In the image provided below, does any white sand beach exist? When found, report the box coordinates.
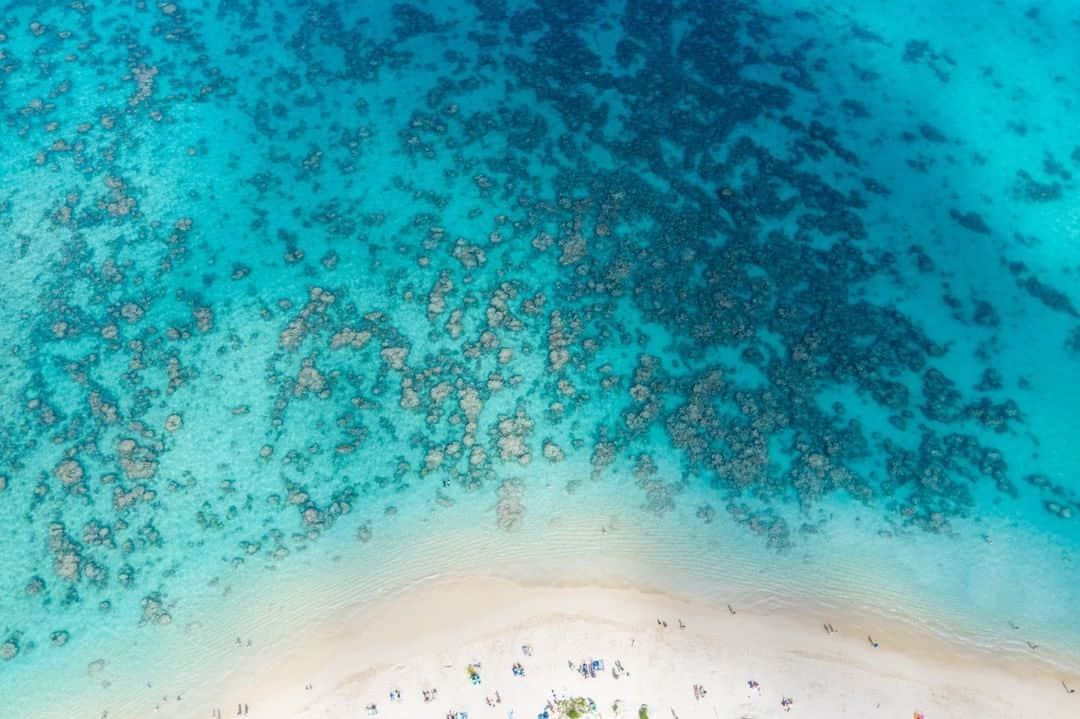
[206,575,1079,719]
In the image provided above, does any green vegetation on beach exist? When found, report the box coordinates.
[555,695,597,718]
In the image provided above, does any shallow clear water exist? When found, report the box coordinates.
[1,0,1078,716]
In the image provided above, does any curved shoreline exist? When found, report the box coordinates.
[212,573,1079,719]
[5,486,1079,719]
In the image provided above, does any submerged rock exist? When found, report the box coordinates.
[495,478,526,531]
[0,637,18,661]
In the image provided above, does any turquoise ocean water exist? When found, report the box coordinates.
[1,1,1078,716]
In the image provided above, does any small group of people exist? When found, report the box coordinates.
[692,683,708,700]
[747,679,795,713]
[208,703,246,718]
[655,617,687,629]
[422,688,440,703]
[570,658,604,678]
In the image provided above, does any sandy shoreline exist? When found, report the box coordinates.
[203,574,1078,719]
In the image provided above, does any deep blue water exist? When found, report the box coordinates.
[1,1,1078,716]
